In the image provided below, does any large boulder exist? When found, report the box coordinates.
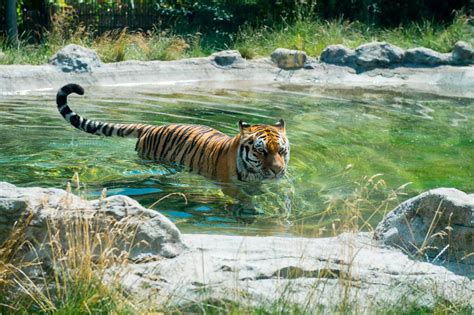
[211,50,244,68]
[374,188,474,267]
[404,47,450,66]
[0,182,186,261]
[353,42,405,71]
[49,44,102,73]
[270,48,308,70]
[450,41,474,65]
[319,44,355,66]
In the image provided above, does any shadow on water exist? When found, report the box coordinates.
[0,83,472,236]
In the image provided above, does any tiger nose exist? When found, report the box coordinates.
[268,160,284,174]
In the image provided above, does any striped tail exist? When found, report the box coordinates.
[56,83,149,138]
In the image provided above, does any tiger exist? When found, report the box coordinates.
[57,83,290,184]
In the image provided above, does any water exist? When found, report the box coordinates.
[0,83,472,236]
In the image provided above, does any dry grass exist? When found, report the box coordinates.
[0,183,140,313]
[0,9,207,65]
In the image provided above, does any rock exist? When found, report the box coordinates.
[49,44,102,73]
[320,44,355,66]
[354,42,405,71]
[211,50,244,68]
[271,48,308,70]
[404,47,450,66]
[119,233,474,311]
[374,188,474,266]
[1,182,473,311]
[0,182,186,261]
[451,41,474,65]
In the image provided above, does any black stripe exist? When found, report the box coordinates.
[159,125,184,160]
[169,125,195,161]
[180,128,212,169]
[151,125,169,159]
[195,133,222,174]
[60,106,72,116]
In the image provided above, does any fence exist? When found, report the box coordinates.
[64,2,161,33]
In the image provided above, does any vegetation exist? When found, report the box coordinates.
[0,9,472,65]
[0,1,472,314]
[0,180,471,314]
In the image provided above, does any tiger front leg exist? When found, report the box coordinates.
[221,184,264,222]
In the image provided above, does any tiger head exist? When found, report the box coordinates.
[236,119,290,182]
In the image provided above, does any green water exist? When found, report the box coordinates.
[0,83,472,236]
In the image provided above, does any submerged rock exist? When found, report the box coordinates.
[49,44,102,73]
[375,188,474,269]
[404,47,450,66]
[451,41,474,65]
[271,48,308,70]
[319,44,355,66]
[353,42,405,71]
[211,50,244,68]
[0,182,186,261]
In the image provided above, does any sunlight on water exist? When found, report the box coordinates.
[0,83,472,236]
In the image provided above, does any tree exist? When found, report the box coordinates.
[6,0,18,46]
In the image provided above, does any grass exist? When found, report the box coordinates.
[0,184,139,314]
[0,176,472,314]
[234,12,473,58]
[1,10,472,65]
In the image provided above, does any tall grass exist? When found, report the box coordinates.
[0,10,472,65]
[234,12,473,58]
[0,185,139,313]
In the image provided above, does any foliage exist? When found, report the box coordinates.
[233,13,473,58]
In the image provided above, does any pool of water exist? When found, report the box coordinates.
[0,82,472,236]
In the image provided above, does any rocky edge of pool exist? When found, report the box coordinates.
[1,41,474,98]
[0,43,473,312]
[0,182,473,311]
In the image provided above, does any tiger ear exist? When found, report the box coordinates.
[239,120,251,133]
[275,119,285,131]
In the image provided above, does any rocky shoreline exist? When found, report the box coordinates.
[1,41,474,98]
[1,182,472,311]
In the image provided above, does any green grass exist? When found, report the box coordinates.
[1,12,472,65]
[234,13,473,58]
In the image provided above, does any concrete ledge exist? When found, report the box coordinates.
[2,56,474,99]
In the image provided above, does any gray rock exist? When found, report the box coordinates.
[118,233,474,312]
[374,188,474,267]
[354,42,405,70]
[271,48,308,70]
[0,182,186,261]
[404,47,450,66]
[320,44,355,66]
[451,41,474,65]
[49,44,102,73]
[211,50,244,68]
